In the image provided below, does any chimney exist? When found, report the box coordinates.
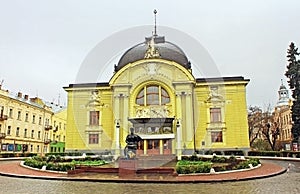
[30,97,37,103]
[24,94,29,100]
[17,92,22,98]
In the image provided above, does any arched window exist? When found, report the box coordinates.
[136,85,170,106]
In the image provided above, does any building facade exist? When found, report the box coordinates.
[0,86,66,155]
[273,82,293,150]
[64,33,250,158]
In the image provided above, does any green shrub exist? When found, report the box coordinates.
[248,158,260,167]
[235,161,250,170]
[228,155,237,162]
[211,156,226,163]
[24,158,46,169]
[176,160,212,174]
[46,163,75,171]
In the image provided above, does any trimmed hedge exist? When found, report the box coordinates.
[176,161,212,174]
[200,150,245,156]
[23,155,108,172]
[0,153,37,158]
[176,155,260,174]
[248,151,300,158]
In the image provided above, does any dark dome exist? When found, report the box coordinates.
[115,36,190,72]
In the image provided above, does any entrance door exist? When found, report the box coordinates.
[147,140,160,155]
[163,139,172,154]
[136,139,173,155]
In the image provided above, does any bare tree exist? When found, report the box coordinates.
[248,105,280,151]
[248,106,263,146]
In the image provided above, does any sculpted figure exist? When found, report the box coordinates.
[124,127,142,159]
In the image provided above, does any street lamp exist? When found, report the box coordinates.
[116,122,121,154]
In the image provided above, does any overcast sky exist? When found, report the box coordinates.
[1,0,300,109]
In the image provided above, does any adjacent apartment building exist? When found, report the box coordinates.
[0,85,66,155]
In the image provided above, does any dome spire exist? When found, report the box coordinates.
[153,9,157,36]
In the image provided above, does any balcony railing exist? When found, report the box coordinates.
[0,133,6,139]
[44,125,53,130]
[44,139,51,144]
[0,115,8,121]
[53,126,58,132]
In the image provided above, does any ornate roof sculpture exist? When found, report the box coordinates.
[114,9,191,72]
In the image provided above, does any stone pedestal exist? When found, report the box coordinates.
[118,158,138,177]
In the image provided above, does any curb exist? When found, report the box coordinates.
[0,161,287,183]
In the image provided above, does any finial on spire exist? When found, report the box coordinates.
[153,9,157,36]
[281,79,283,85]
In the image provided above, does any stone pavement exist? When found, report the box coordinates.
[0,160,286,183]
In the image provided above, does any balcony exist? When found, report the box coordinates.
[44,125,53,131]
[44,139,51,144]
[53,126,58,132]
[0,133,6,139]
[0,114,8,121]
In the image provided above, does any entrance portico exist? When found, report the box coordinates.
[129,117,175,155]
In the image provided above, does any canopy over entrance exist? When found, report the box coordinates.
[128,117,175,137]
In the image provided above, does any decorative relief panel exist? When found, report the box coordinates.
[206,85,224,103]
[135,105,171,118]
[87,91,104,107]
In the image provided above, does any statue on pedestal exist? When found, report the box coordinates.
[124,127,142,159]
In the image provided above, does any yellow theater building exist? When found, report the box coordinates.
[64,31,250,158]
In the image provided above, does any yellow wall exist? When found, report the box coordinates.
[0,89,61,155]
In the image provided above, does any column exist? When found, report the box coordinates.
[159,139,163,155]
[143,139,147,155]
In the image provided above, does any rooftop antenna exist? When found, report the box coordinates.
[153,9,157,36]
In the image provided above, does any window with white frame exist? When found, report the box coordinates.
[89,111,99,126]
[89,133,99,144]
[136,85,170,106]
[211,131,223,143]
[210,108,222,123]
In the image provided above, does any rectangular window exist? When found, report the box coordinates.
[9,108,13,118]
[211,131,223,143]
[24,129,27,138]
[39,116,42,125]
[89,111,99,126]
[16,127,20,137]
[45,118,49,125]
[38,131,41,139]
[89,134,99,144]
[210,108,222,123]
[7,126,11,135]
[17,111,21,120]
[25,113,29,122]
[32,115,36,123]
[31,130,34,139]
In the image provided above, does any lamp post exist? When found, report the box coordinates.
[115,122,120,155]
[176,120,181,160]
